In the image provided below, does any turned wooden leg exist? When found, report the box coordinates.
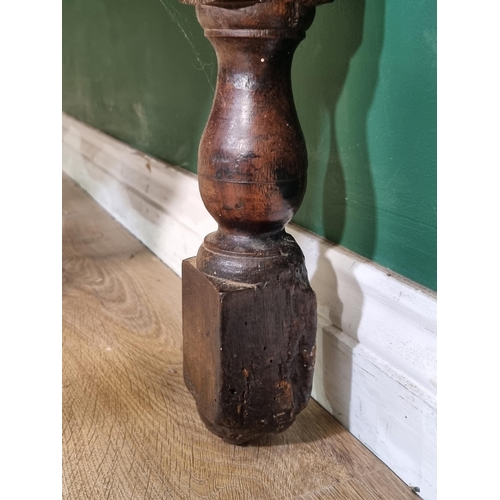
[180,0,333,444]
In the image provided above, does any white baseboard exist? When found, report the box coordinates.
[62,112,437,500]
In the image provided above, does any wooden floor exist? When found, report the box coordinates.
[62,173,417,500]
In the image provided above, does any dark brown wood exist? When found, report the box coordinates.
[181,0,334,444]
[183,257,316,444]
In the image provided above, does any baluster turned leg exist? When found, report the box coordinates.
[180,0,333,444]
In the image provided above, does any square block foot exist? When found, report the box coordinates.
[182,257,317,444]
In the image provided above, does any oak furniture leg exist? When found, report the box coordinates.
[180,0,333,444]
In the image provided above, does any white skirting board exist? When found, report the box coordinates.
[62,112,437,500]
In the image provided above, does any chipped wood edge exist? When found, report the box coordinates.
[62,112,436,500]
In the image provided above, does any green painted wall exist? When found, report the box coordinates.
[63,0,436,290]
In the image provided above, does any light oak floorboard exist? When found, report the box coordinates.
[62,173,417,500]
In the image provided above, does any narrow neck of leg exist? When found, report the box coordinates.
[214,35,297,95]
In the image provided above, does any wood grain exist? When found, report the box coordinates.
[62,173,417,499]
